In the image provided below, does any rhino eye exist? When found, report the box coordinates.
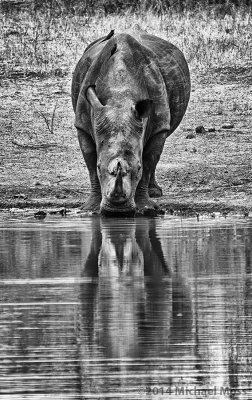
[97,163,101,172]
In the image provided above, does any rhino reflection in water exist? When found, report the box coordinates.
[72,24,190,215]
[80,218,194,390]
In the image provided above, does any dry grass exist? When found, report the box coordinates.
[0,7,251,80]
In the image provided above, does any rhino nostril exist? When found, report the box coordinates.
[110,169,117,177]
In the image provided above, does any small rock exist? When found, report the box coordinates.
[186,132,196,139]
[208,127,216,132]
[49,208,70,216]
[34,181,41,186]
[34,210,47,220]
[195,125,206,134]
[222,123,234,129]
[54,68,64,77]
[13,193,27,199]
[59,208,67,216]
[232,180,243,186]
[192,147,197,153]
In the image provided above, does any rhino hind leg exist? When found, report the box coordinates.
[77,129,102,211]
[135,131,167,210]
[148,172,163,198]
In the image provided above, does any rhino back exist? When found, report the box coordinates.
[72,29,190,137]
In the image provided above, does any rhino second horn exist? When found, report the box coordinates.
[86,86,103,110]
[111,168,126,201]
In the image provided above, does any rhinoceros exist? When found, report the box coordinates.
[72,25,190,215]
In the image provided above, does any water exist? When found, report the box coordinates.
[0,214,252,400]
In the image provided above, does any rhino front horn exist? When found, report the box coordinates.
[110,163,126,203]
[86,86,103,110]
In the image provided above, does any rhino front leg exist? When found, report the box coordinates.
[77,129,102,211]
[135,131,167,210]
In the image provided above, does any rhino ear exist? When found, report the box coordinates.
[134,99,153,119]
[86,86,103,110]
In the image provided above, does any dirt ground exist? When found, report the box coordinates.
[0,68,251,216]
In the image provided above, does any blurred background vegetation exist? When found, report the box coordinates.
[0,0,251,79]
[1,0,251,15]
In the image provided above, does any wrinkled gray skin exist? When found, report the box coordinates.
[72,25,190,215]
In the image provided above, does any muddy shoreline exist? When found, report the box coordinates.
[1,195,250,218]
[1,72,251,217]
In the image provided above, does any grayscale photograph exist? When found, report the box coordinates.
[0,0,251,399]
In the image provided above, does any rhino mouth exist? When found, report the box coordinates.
[101,208,136,217]
[100,199,136,217]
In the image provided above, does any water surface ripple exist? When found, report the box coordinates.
[0,215,252,399]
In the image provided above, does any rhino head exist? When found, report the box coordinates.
[86,86,152,216]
